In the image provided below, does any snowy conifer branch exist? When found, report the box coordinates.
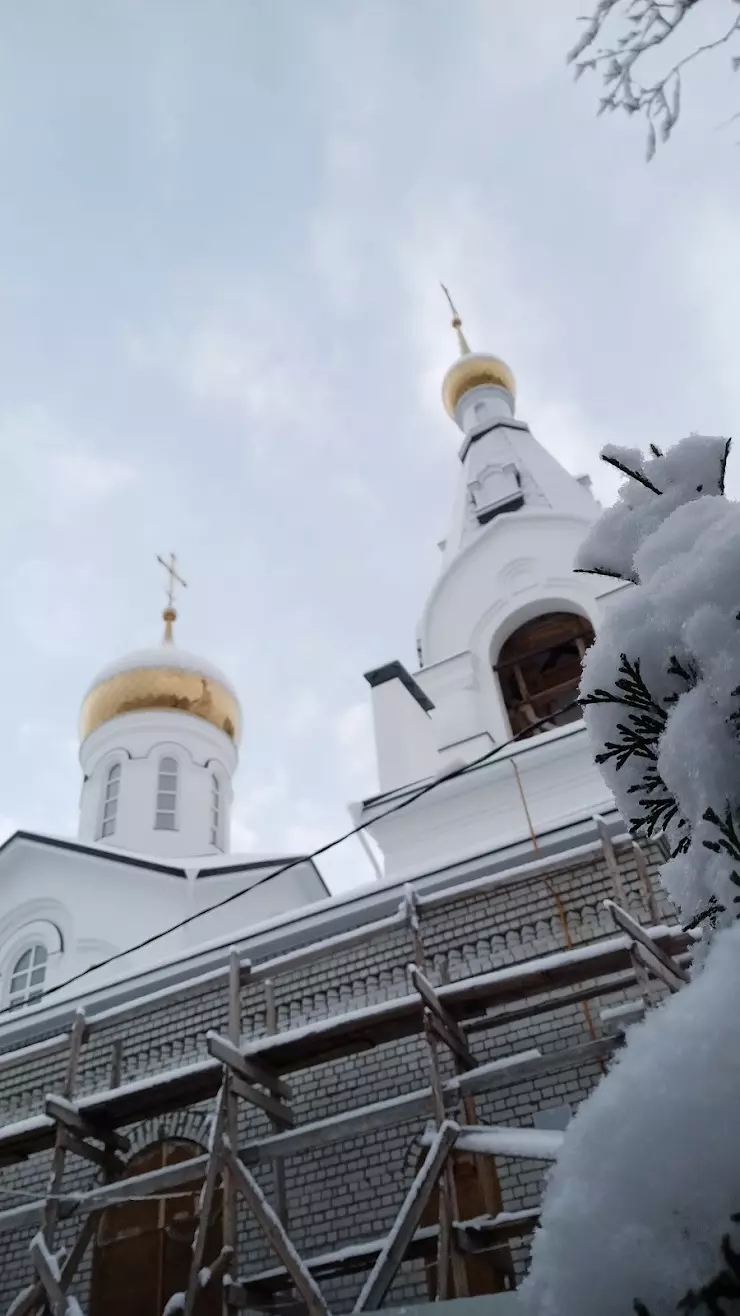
[568,1,740,158]
[633,1211,740,1313]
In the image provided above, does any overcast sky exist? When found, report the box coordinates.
[1,0,739,894]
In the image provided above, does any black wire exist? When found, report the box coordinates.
[8,701,579,1017]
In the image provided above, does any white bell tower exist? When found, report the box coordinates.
[77,556,241,860]
[356,294,625,881]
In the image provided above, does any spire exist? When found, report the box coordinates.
[441,283,471,356]
[156,552,188,643]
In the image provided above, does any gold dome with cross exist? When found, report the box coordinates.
[79,555,242,744]
[440,286,516,417]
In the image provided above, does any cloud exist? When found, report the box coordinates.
[0,406,137,509]
[334,701,377,790]
[283,690,322,739]
[127,318,338,462]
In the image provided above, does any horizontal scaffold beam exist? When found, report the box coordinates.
[0,1036,618,1236]
[229,1208,541,1302]
[0,927,685,1170]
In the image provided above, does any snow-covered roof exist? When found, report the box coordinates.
[84,643,238,701]
[0,829,325,886]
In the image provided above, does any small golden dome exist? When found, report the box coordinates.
[442,351,516,418]
[80,648,242,744]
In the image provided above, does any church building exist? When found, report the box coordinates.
[0,309,683,1316]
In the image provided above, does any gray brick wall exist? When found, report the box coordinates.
[0,840,672,1311]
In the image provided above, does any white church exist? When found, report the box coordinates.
[0,301,622,1014]
[0,304,670,1316]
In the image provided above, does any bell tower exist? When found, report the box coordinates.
[356,294,626,881]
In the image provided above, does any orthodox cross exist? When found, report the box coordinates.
[440,283,470,354]
[157,552,187,640]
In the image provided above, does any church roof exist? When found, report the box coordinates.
[0,829,327,887]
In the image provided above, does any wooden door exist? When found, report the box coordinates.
[90,1138,222,1316]
[419,1151,514,1297]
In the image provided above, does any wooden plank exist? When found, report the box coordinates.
[264,977,288,1226]
[8,1247,67,1316]
[0,1154,212,1235]
[29,1233,69,1315]
[403,886,425,970]
[605,900,690,983]
[43,1011,87,1249]
[594,815,626,904]
[182,1085,228,1316]
[631,940,684,994]
[633,843,660,924]
[45,1097,130,1154]
[408,966,476,1070]
[222,949,242,1309]
[0,934,685,1179]
[206,1031,291,1099]
[231,1074,294,1127]
[57,1130,124,1175]
[223,1143,330,1316]
[353,1120,460,1313]
[421,1123,564,1161]
[203,1245,234,1289]
[241,1038,617,1166]
[227,1209,541,1301]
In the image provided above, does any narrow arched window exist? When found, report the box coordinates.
[210,774,221,849]
[495,612,595,740]
[99,762,122,840]
[9,944,48,1007]
[155,756,179,831]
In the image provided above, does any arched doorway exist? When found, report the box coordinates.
[90,1138,222,1316]
[495,611,595,739]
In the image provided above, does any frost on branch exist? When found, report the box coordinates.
[575,435,740,945]
[520,917,740,1316]
[568,1,740,159]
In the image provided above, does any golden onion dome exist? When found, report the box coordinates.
[442,351,516,418]
[439,284,515,419]
[80,638,242,744]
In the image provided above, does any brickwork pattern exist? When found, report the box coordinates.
[0,842,672,1311]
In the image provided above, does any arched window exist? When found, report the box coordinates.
[99,762,122,840]
[155,756,178,831]
[9,944,48,1007]
[495,611,595,740]
[90,1139,222,1315]
[210,773,221,849]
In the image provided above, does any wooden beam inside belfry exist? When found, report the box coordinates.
[352,1120,460,1313]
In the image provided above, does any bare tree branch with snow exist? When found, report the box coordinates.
[569,0,740,159]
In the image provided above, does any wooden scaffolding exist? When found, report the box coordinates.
[0,836,691,1316]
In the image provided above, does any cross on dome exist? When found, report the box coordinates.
[439,284,516,420]
[156,552,187,643]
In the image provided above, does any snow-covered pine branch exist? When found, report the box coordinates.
[520,434,740,1316]
[568,1,740,158]
[576,435,740,947]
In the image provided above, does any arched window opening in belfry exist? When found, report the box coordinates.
[90,1138,222,1316]
[495,611,595,740]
